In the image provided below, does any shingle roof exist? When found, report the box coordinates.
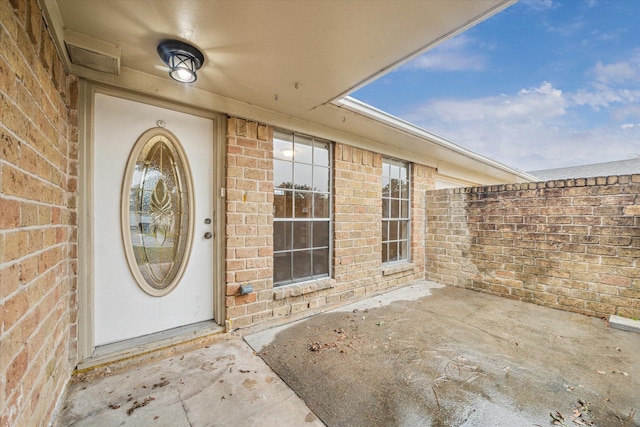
[528,158,640,181]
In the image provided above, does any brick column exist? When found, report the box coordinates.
[410,164,436,275]
[224,117,274,329]
[332,144,382,297]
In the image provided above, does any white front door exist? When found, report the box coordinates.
[93,93,215,346]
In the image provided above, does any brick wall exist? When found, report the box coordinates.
[411,164,434,278]
[0,0,78,425]
[224,118,436,329]
[332,145,383,296]
[332,147,433,296]
[426,177,640,319]
[225,118,274,329]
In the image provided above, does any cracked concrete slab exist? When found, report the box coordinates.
[56,337,324,427]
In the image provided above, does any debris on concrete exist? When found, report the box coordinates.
[247,282,640,427]
[152,379,169,389]
[127,396,155,416]
[55,337,325,426]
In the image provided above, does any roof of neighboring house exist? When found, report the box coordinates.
[528,158,640,181]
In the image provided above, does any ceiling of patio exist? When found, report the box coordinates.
[43,0,531,183]
[47,0,512,117]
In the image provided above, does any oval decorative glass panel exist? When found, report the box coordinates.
[121,128,194,296]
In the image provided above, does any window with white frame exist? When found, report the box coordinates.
[273,130,332,286]
[382,157,410,264]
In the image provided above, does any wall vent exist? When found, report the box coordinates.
[64,30,120,75]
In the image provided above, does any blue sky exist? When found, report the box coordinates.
[352,0,640,172]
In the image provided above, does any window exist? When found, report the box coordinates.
[382,157,410,264]
[273,130,331,286]
[122,129,193,297]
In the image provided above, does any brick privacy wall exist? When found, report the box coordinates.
[0,1,78,426]
[426,177,640,319]
[224,119,435,329]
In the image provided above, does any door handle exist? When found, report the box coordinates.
[204,232,213,239]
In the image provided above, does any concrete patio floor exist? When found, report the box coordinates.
[57,281,640,426]
[55,336,324,426]
[246,282,640,427]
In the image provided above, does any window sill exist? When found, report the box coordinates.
[382,262,416,276]
[273,278,336,300]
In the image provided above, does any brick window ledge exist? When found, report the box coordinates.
[273,278,336,300]
[382,262,416,276]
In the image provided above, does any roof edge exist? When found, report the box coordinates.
[329,0,517,103]
[334,96,538,182]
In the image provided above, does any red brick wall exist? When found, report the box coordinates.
[0,0,78,425]
[426,177,640,319]
[224,118,436,329]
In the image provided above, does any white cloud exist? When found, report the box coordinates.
[593,60,637,84]
[547,20,586,37]
[572,53,640,109]
[521,0,557,12]
[404,80,640,171]
[572,86,640,110]
[612,104,640,121]
[405,35,486,72]
[408,82,565,125]
[592,29,623,42]
[366,2,640,173]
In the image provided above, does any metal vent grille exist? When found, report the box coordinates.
[64,30,120,75]
[66,43,119,74]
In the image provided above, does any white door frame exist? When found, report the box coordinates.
[76,81,226,364]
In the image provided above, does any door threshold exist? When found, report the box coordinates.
[78,321,225,372]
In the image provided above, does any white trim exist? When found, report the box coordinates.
[77,80,94,361]
[334,97,538,183]
[39,0,70,67]
[214,119,226,326]
[79,321,224,371]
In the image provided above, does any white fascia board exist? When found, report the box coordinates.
[335,97,538,183]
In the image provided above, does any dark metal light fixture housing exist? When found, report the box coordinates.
[157,40,204,83]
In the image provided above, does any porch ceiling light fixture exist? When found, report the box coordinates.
[157,40,204,83]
